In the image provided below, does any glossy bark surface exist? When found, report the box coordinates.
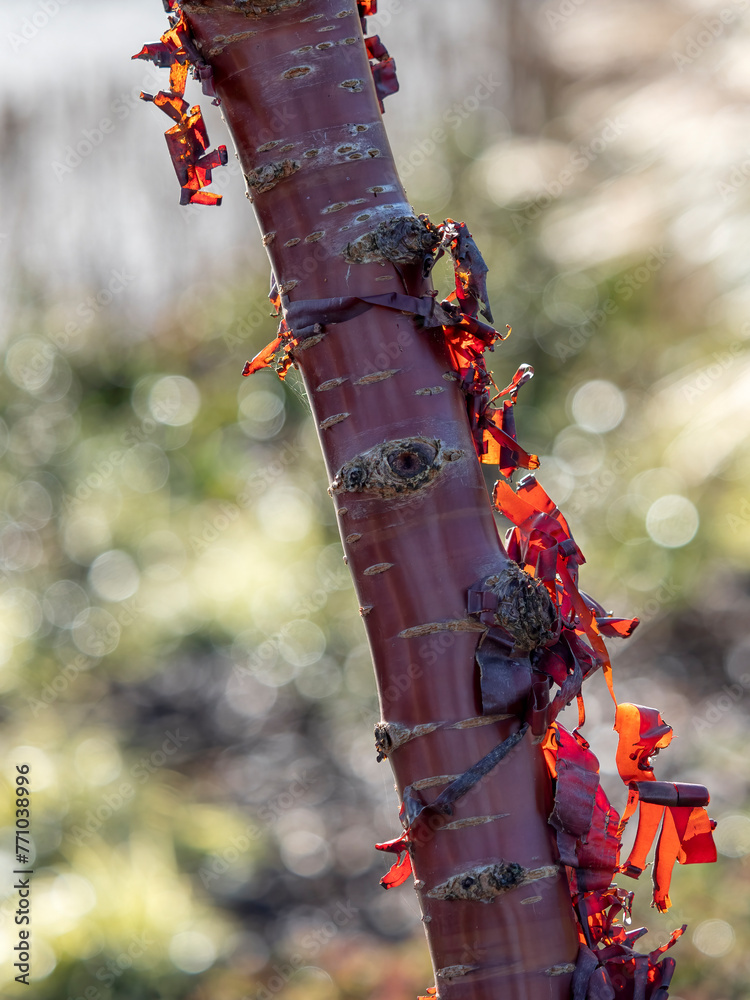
[182,1,579,995]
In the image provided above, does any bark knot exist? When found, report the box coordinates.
[472,563,558,652]
[245,160,300,194]
[343,215,440,265]
[427,861,558,902]
[214,0,303,14]
[331,437,461,499]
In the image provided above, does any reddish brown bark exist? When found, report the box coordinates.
[167,2,581,996]
[139,2,723,995]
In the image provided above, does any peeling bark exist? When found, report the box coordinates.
[138,2,717,998]
[174,3,579,986]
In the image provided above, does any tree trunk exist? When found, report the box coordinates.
[167,2,580,995]
[137,3,717,999]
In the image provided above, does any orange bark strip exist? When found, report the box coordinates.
[614,703,717,911]
[242,336,283,377]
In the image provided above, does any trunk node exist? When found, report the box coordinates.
[331,437,460,497]
[374,713,515,761]
[441,813,510,831]
[342,214,439,265]
[437,965,480,980]
[427,862,559,903]
[317,376,349,391]
[397,619,485,639]
[318,411,349,430]
[362,562,393,575]
[472,564,558,652]
[352,368,399,384]
[245,159,300,194]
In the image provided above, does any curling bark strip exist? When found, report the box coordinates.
[138,3,717,999]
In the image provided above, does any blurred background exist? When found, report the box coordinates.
[1,0,749,997]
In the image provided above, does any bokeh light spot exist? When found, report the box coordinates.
[571,379,626,432]
[0,588,43,639]
[279,620,326,668]
[239,389,286,440]
[692,919,735,957]
[50,873,97,920]
[74,736,122,786]
[7,480,53,528]
[71,607,121,656]
[88,549,140,603]
[280,830,332,878]
[149,375,201,426]
[5,338,56,392]
[646,494,699,548]
[43,580,90,627]
[295,657,342,701]
[121,443,170,494]
[257,487,313,541]
[169,931,217,974]
[714,814,750,857]
[224,672,278,717]
[553,426,606,476]
[62,509,112,565]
